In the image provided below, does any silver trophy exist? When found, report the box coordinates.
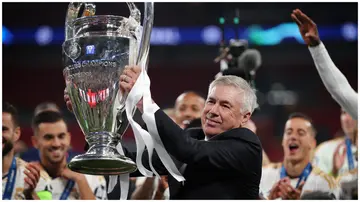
[62,2,154,175]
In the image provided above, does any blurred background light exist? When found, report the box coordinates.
[341,22,357,41]
[35,26,53,46]
[3,23,357,46]
[202,25,222,45]
[2,26,13,45]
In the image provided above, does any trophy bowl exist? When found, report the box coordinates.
[62,3,153,175]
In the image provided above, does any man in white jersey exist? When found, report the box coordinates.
[313,109,357,177]
[260,112,338,199]
[2,102,49,200]
[31,111,107,200]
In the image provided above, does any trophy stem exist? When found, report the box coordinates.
[86,131,118,150]
[68,132,137,175]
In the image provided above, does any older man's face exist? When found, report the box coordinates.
[201,85,250,137]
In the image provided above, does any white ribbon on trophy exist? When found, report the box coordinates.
[108,36,184,202]
[108,59,185,199]
[107,3,184,199]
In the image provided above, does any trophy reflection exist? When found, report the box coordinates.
[62,2,154,175]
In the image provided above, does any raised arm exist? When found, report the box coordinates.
[308,42,358,119]
[291,9,358,119]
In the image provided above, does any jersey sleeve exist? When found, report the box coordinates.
[313,143,333,174]
[308,42,358,120]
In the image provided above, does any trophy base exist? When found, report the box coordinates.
[68,145,137,175]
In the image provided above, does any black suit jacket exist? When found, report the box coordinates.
[128,109,262,199]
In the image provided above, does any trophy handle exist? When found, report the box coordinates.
[118,2,154,111]
[136,2,154,66]
[65,2,153,64]
[126,2,141,23]
[65,3,96,41]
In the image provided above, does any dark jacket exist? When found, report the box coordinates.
[128,109,262,199]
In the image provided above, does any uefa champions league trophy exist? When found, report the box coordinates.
[62,2,154,175]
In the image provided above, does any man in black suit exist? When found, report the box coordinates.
[119,65,263,199]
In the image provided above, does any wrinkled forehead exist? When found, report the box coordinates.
[207,84,245,104]
[208,84,244,99]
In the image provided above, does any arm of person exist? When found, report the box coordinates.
[74,175,97,200]
[61,168,96,200]
[153,109,262,173]
[130,177,157,199]
[291,9,357,120]
[153,176,168,200]
[309,42,358,120]
[153,187,167,200]
[262,150,271,166]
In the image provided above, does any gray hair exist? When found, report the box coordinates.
[208,75,259,114]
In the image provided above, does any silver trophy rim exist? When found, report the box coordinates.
[68,153,137,175]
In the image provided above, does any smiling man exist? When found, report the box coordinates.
[260,113,339,199]
[31,111,107,200]
[2,102,49,200]
[118,66,263,199]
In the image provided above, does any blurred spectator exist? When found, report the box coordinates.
[163,108,176,122]
[2,102,47,199]
[13,140,28,157]
[313,109,357,177]
[260,112,338,199]
[173,91,205,129]
[34,101,61,116]
[243,119,271,166]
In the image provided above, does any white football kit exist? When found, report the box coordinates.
[39,171,107,200]
[313,137,357,176]
[2,157,50,200]
[260,163,339,199]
